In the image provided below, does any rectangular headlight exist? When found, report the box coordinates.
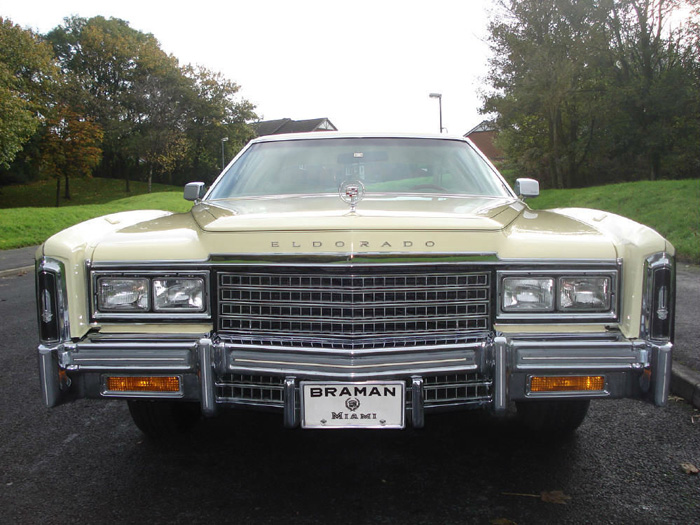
[98,278,150,311]
[502,277,554,312]
[558,277,611,312]
[153,278,205,312]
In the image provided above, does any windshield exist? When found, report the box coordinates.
[207,137,512,199]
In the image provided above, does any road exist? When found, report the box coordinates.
[1,271,699,524]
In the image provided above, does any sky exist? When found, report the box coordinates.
[1,0,496,135]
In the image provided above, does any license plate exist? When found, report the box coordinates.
[301,381,405,429]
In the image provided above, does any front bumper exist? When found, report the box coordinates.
[38,331,673,427]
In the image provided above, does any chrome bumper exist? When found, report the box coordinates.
[38,333,673,426]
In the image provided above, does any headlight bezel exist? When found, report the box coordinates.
[92,270,210,320]
[497,268,619,322]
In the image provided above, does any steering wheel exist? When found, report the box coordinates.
[408,184,447,192]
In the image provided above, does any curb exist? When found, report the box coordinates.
[671,363,700,410]
[0,265,33,278]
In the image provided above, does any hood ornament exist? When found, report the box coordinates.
[339,180,365,213]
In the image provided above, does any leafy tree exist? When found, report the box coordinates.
[603,0,699,180]
[483,1,608,188]
[0,18,56,171]
[46,17,257,189]
[181,65,257,182]
[39,104,104,206]
[483,0,699,187]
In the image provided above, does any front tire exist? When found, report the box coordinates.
[127,400,201,439]
[515,399,590,435]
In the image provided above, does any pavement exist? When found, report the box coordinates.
[3,245,699,410]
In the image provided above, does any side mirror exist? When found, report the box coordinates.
[514,178,539,199]
[184,182,206,202]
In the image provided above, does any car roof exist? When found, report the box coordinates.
[248,132,471,145]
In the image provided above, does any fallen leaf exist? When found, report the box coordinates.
[681,463,699,475]
[540,490,572,504]
[491,519,517,525]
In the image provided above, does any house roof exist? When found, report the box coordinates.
[465,120,497,136]
[253,118,337,136]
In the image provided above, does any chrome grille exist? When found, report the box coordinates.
[216,374,285,405]
[423,373,492,407]
[217,267,491,349]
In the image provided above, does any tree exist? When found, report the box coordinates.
[181,65,257,183]
[39,104,104,206]
[0,18,56,171]
[483,0,608,188]
[46,17,258,189]
[603,0,699,180]
[482,0,699,187]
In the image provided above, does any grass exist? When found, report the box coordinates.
[0,177,697,263]
[0,190,190,250]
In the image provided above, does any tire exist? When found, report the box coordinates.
[515,399,590,435]
[127,400,201,439]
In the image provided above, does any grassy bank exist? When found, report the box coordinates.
[0,191,190,250]
[0,177,697,263]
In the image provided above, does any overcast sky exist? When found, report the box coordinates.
[2,0,496,135]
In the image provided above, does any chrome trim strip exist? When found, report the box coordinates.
[493,336,508,412]
[90,256,621,268]
[652,342,672,406]
[38,345,64,407]
[411,376,425,428]
[199,338,216,416]
[513,341,649,371]
[283,377,298,428]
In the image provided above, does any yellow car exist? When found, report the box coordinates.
[36,133,675,438]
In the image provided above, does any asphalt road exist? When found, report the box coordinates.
[2,271,699,524]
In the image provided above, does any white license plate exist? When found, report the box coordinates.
[301,381,405,429]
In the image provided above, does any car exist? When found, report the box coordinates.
[35,132,675,438]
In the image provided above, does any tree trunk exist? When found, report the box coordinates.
[55,178,61,208]
[148,165,153,194]
[64,175,71,200]
[650,151,660,181]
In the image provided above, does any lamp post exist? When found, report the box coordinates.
[221,137,229,170]
[429,93,444,133]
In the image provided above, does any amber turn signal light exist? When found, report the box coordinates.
[530,375,605,393]
[106,376,181,393]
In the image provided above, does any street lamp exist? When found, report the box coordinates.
[429,93,444,133]
[221,137,229,170]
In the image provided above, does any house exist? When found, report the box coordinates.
[253,118,337,136]
[464,120,505,162]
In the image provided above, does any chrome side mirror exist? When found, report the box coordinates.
[514,178,539,199]
[184,182,206,202]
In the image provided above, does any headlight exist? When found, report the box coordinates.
[559,277,611,311]
[153,278,205,312]
[98,278,149,311]
[502,277,554,312]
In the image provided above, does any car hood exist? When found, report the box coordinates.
[191,195,522,231]
[69,195,628,263]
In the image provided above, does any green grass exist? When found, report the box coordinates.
[0,191,191,250]
[528,179,700,263]
[1,177,698,263]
